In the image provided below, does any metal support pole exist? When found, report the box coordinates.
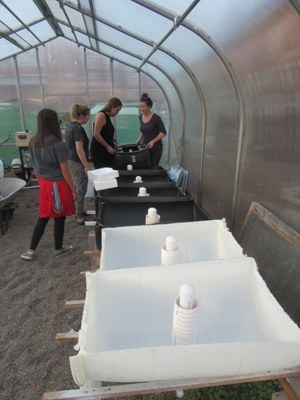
[13,56,26,131]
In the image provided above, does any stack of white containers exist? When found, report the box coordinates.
[87,167,119,191]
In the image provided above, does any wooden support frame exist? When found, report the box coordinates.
[278,378,300,400]
[65,300,85,309]
[50,207,300,398]
[239,201,300,250]
[55,330,78,344]
[83,231,100,271]
[42,366,300,399]
[238,201,300,327]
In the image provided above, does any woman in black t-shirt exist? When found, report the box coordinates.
[137,93,167,167]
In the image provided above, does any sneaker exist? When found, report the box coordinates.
[20,250,35,261]
[54,245,74,258]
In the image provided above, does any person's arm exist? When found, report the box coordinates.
[136,132,142,145]
[75,140,90,174]
[60,161,77,200]
[148,132,166,149]
[93,112,114,154]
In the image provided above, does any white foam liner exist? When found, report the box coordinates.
[100,219,244,270]
[70,258,300,388]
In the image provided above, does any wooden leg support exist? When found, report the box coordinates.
[65,300,85,309]
[279,378,300,400]
[55,329,78,344]
[42,367,300,400]
[83,231,101,271]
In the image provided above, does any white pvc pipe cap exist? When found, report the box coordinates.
[179,283,196,309]
[165,235,177,251]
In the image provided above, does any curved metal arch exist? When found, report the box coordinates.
[189,27,245,229]
[94,34,207,163]
[62,34,187,145]
[60,2,204,150]
[57,13,206,180]
[288,0,300,14]
[132,0,246,228]
[149,48,207,196]
[137,69,177,165]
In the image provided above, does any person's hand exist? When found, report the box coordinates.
[107,145,115,154]
[147,140,155,149]
[72,188,77,201]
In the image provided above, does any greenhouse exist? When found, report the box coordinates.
[0,1,299,399]
[0,0,298,233]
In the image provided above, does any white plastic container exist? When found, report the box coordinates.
[100,220,244,270]
[70,258,300,386]
[88,167,119,182]
[92,178,118,191]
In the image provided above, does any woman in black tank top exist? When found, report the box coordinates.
[90,97,122,169]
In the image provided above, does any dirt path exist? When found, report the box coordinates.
[0,187,93,399]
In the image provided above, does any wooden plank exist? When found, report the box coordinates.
[83,230,101,271]
[279,378,300,400]
[238,201,300,327]
[83,250,100,257]
[55,330,78,344]
[65,300,85,309]
[42,366,300,399]
[87,230,97,269]
[239,202,300,251]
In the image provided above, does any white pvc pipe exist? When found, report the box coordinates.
[145,207,160,225]
[133,175,143,183]
[138,187,149,197]
[161,236,178,265]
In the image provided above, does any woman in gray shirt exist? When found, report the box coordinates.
[137,93,166,167]
[20,109,76,261]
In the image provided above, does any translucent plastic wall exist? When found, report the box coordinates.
[180,0,300,235]
[157,0,300,235]
[0,38,169,164]
[0,58,23,162]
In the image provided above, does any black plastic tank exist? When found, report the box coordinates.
[95,196,196,249]
[114,144,151,168]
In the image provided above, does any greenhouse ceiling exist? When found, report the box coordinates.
[1,0,299,74]
[0,0,203,66]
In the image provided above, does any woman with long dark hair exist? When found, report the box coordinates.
[21,109,76,261]
[90,97,122,168]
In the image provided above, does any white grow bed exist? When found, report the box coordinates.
[100,219,244,270]
[70,257,300,387]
